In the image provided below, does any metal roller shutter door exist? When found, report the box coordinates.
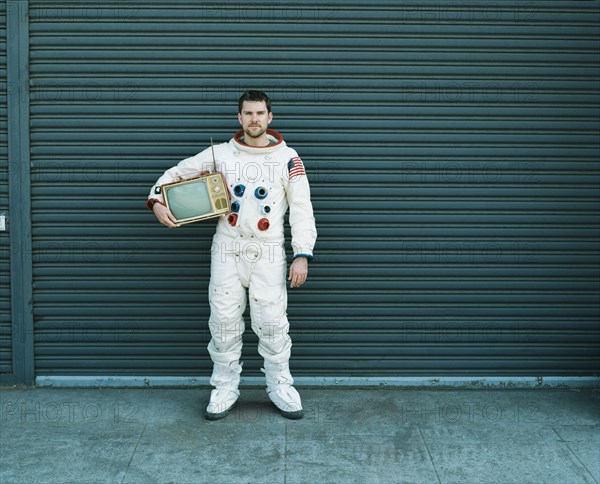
[28,1,600,378]
[0,0,10,375]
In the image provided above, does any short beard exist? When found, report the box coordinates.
[244,126,266,139]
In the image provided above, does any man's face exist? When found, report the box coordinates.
[238,101,273,139]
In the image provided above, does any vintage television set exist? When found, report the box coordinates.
[161,172,230,226]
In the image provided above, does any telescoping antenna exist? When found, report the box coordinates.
[210,137,217,172]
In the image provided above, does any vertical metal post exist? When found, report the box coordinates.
[6,0,33,385]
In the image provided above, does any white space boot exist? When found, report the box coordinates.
[262,359,303,419]
[205,341,242,420]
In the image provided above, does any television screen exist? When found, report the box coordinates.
[161,172,230,226]
[167,180,212,220]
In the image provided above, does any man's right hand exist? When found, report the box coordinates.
[153,202,178,228]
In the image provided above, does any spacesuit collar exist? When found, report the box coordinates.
[232,129,285,153]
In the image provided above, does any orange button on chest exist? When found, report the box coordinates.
[257,218,270,231]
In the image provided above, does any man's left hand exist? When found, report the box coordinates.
[288,257,308,288]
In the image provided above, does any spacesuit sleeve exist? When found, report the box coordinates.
[146,147,215,211]
[285,151,317,260]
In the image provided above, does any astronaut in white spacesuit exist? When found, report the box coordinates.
[147,90,317,420]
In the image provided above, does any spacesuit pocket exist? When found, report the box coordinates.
[209,282,246,325]
[250,290,288,339]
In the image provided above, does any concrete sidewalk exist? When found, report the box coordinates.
[0,386,598,484]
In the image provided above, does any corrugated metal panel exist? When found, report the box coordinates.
[0,0,11,375]
[28,1,600,376]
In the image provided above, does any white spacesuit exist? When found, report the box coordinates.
[147,128,317,419]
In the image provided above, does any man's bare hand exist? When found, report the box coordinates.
[153,202,178,228]
[288,257,308,288]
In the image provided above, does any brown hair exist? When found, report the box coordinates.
[238,90,272,113]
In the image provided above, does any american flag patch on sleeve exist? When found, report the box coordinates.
[288,157,306,179]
